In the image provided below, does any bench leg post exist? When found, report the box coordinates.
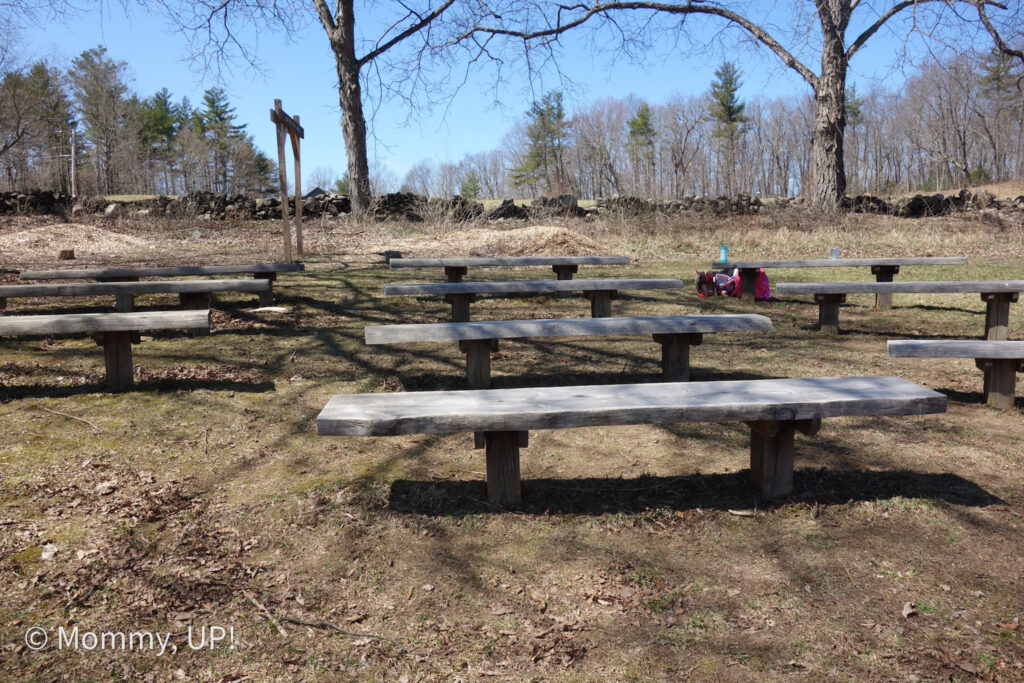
[748,420,796,498]
[460,339,494,389]
[653,333,702,381]
[0,296,7,310]
[871,265,898,310]
[114,293,134,312]
[484,430,524,508]
[552,264,578,281]
[982,358,1018,410]
[814,293,845,335]
[446,293,474,322]
[739,268,757,302]
[179,292,212,336]
[982,292,1016,341]
[586,290,615,318]
[98,331,134,391]
[254,272,275,306]
[445,266,468,283]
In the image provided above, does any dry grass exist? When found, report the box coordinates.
[1,208,1023,681]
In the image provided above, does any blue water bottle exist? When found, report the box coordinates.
[719,245,728,262]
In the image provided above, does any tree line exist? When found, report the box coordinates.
[399,50,1024,201]
[0,46,274,196]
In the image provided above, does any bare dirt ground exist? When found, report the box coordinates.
[1,208,1023,681]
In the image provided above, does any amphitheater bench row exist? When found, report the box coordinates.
[316,376,947,507]
[365,314,773,388]
[712,257,967,304]
[0,310,210,391]
[388,256,629,282]
[383,278,685,321]
[890,340,1024,410]
[775,280,1024,337]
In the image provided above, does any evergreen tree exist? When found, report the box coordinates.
[627,102,656,196]
[201,87,243,192]
[708,61,747,194]
[459,170,481,199]
[335,171,350,195]
[68,46,130,193]
[512,91,571,196]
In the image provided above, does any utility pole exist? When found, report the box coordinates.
[70,129,77,198]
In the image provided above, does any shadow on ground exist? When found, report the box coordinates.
[388,468,1003,516]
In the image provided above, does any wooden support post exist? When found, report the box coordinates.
[1,297,8,310]
[747,420,796,498]
[254,272,275,307]
[483,430,525,507]
[179,292,212,336]
[585,290,616,317]
[96,331,134,391]
[871,265,899,310]
[114,293,134,312]
[552,264,578,280]
[976,358,1018,409]
[739,268,757,302]
[290,114,303,257]
[653,332,702,381]
[445,293,475,322]
[274,101,293,263]
[460,339,495,389]
[982,292,1017,341]
[444,266,468,283]
[814,293,846,335]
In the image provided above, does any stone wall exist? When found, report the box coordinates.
[3,188,1023,220]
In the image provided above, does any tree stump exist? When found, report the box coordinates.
[58,249,75,260]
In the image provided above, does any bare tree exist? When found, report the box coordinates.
[458,0,1022,210]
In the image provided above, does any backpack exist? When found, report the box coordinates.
[695,268,771,300]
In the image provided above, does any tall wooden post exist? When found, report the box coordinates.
[270,99,305,262]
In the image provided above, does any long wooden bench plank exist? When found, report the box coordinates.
[389,256,630,282]
[713,257,967,269]
[317,376,946,505]
[365,314,773,386]
[775,280,1024,295]
[775,280,1024,337]
[365,314,772,344]
[888,340,1024,358]
[889,340,1024,410]
[711,257,967,304]
[20,263,304,280]
[0,310,211,391]
[0,310,210,336]
[384,278,682,295]
[384,278,684,321]
[0,279,270,297]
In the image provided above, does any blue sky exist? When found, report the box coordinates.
[16,1,971,187]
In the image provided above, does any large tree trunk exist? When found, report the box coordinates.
[332,1,372,216]
[810,2,850,211]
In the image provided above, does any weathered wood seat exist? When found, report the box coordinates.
[889,340,1024,410]
[316,376,946,506]
[0,310,210,390]
[712,257,967,304]
[0,278,271,315]
[775,280,1024,337]
[383,278,685,321]
[19,263,303,306]
[388,256,630,282]
[364,314,773,387]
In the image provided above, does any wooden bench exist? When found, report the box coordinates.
[0,279,271,316]
[388,256,630,282]
[316,375,946,506]
[889,340,1024,410]
[0,310,210,390]
[365,314,773,387]
[383,278,685,321]
[775,280,1024,337]
[711,257,967,305]
[19,263,304,307]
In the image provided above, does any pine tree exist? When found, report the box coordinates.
[627,102,656,196]
[708,61,747,194]
[459,170,481,199]
[69,46,130,193]
[512,91,571,196]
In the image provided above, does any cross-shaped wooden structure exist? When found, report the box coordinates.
[270,99,304,261]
